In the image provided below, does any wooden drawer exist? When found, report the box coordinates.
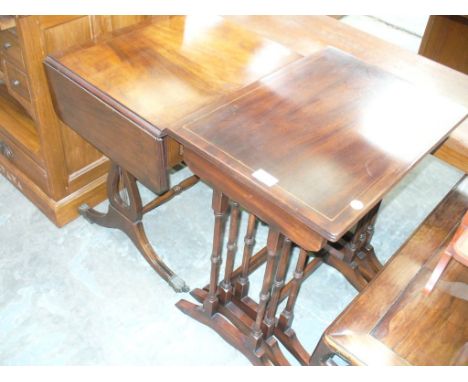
[3,59,34,116]
[0,28,25,69]
[0,131,48,192]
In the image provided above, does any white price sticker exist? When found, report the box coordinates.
[252,169,278,187]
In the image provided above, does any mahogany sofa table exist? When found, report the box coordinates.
[170,48,466,365]
[45,15,406,294]
[44,16,300,292]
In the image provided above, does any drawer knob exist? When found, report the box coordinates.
[11,79,20,87]
[3,42,12,50]
[0,141,14,160]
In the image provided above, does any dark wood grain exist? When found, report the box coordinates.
[419,15,468,75]
[225,16,468,173]
[46,15,300,136]
[311,176,468,366]
[44,16,304,291]
[45,15,300,195]
[45,62,169,194]
[171,48,466,243]
[176,48,466,365]
[418,15,468,172]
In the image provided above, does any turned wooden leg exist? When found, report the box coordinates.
[361,226,383,273]
[274,248,311,365]
[78,162,190,292]
[176,192,273,365]
[277,248,308,332]
[324,202,383,290]
[279,255,322,302]
[261,238,294,366]
[234,214,258,298]
[264,238,292,338]
[356,203,383,274]
[203,189,229,316]
[219,202,241,304]
[249,229,284,355]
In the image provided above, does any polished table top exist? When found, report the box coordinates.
[46,15,300,137]
[226,16,468,171]
[171,48,466,242]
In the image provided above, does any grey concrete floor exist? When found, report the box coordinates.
[0,16,463,365]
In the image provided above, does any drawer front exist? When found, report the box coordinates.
[0,132,48,192]
[3,60,33,114]
[46,61,169,195]
[0,29,25,70]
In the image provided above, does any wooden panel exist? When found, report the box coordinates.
[435,130,468,173]
[165,136,183,168]
[45,61,169,194]
[0,83,40,155]
[0,130,48,191]
[67,155,110,192]
[0,28,25,69]
[373,257,468,365]
[0,147,107,227]
[419,16,468,75]
[59,121,104,176]
[109,15,153,31]
[4,60,33,113]
[418,15,468,171]
[321,176,468,365]
[38,16,106,183]
[15,15,72,198]
[0,16,15,31]
[173,49,466,242]
[42,16,93,54]
[37,15,84,30]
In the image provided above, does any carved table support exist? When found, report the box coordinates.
[79,162,199,292]
[323,202,383,291]
[177,192,384,365]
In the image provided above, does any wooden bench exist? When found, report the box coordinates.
[310,176,468,366]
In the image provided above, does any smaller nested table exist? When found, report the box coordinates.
[170,48,467,365]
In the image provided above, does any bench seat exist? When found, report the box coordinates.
[310,175,468,366]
